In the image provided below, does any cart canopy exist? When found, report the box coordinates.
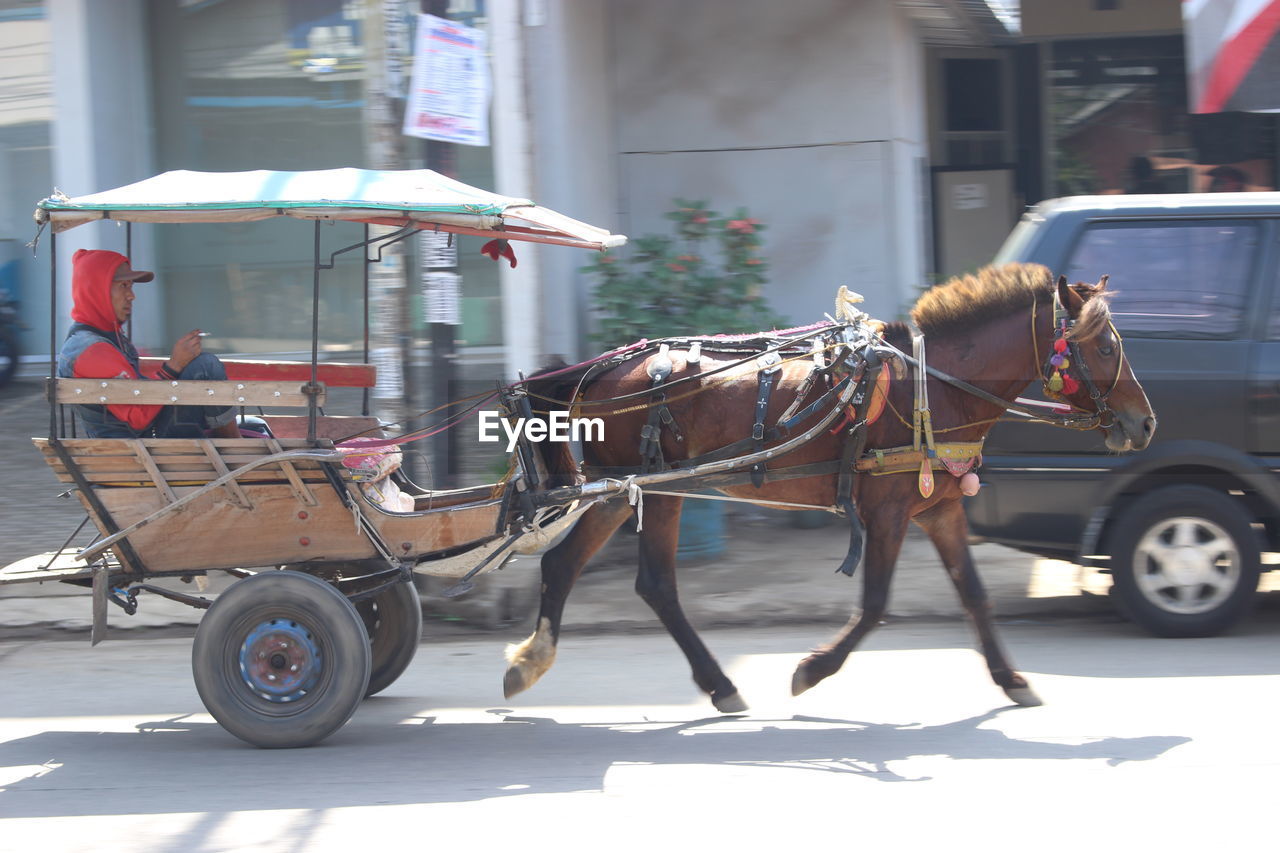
[34,168,626,250]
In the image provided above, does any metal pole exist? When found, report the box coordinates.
[125,222,133,339]
[309,220,321,444]
[424,0,458,489]
[48,230,57,439]
[362,223,371,417]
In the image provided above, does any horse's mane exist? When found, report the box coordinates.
[908,263,1113,343]
[910,263,1054,339]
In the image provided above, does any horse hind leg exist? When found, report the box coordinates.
[503,499,633,699]
[634,494,747,714]
[914,499,1042,707]
[791,509,908,696]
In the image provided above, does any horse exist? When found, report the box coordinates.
[502,263,1156,713]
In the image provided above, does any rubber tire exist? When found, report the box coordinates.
[0,325,17,389]
[192,571,371,748]
[1109,485,1261,638]
[356,580,423,698]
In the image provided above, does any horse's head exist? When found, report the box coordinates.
[1049,274,1156,452]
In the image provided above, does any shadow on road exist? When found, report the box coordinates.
[0,706,1190,820]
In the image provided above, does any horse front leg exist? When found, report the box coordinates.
[633,494,747,714]
[791,507,910,696]
[503,499,633,699]
[913,498,1042,707]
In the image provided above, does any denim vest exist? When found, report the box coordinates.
[57,323,150,438]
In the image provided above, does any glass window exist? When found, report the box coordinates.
[146,0,502,358]
[1044,36,1280,197]
[1063,221,1257,338]
[0,0,52,358]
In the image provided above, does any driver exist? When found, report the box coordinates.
[57,249,242,439]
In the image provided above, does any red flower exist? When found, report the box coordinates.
[667,263,687,272]
[727,219,758,234]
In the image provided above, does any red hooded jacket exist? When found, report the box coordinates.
[60,249,171,431]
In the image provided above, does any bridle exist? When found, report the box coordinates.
[1031,284,1128,431]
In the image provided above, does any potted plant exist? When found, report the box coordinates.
[583,199,783,560]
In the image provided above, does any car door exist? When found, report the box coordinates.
[1248,220,1280,458]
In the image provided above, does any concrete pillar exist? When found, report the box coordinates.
[48,0,158,345]
[489,0,541,378]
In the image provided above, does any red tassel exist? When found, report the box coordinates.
[481,238,518,269]
[1062,374,1080,395]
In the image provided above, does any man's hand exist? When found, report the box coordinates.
[167,330,204,373]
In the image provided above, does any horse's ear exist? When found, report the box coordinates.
[1057,273,1084,315]
[1097,273,1110,291]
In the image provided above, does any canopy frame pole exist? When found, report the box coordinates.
[125,222,133,340]
[318,222,417,270]
[308,220,322,445]
[48,230,57,439]
[362,223,371,417]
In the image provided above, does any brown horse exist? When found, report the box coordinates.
[503,263,1155,712]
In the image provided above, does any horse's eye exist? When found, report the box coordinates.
[1098,344,1114,357]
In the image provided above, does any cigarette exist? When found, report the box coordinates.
[197,332,211,337]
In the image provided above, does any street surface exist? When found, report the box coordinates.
[2,619,1278,852]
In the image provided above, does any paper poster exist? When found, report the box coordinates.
[423,270,462,326]
[403,14,490,146]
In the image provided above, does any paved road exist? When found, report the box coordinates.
[2,621,1278,852]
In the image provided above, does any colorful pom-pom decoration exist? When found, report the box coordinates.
[1050,353,1065,368]
[1054,338,1069,354]
[1062,374,1080,395]
[1047,372,1064,393]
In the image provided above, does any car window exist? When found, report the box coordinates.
[1063,221,1258,338]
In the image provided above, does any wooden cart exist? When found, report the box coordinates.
[1,169,623,748]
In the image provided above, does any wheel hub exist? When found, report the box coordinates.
[1167,547,1211,585]
[238,618,322,703]
[1136,516,1239,614]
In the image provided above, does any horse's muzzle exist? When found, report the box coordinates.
[1106,413,1156,452]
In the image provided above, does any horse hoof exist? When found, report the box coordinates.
[503,668,528,699]
[713,691,748,714]
[1005,685,1043,707]
[790,668,814,697]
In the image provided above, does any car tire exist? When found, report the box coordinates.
[1109,485,1260,638]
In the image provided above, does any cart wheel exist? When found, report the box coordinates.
[192,570,371,748]
[356,580,423,698]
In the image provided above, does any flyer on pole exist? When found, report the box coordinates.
[403,14,490,146]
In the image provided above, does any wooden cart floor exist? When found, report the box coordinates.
[0,550,119,584]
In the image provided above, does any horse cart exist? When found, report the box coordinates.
[4,168,889,748]
[0,170,622,747]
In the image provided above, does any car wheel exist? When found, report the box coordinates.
[1109,485,1260,638]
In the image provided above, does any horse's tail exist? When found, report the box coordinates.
[519,358,591,488]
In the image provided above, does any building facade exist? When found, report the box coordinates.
[2,0,1271,390]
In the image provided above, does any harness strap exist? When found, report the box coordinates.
[750,353,781,488]
[854,441,985,476]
